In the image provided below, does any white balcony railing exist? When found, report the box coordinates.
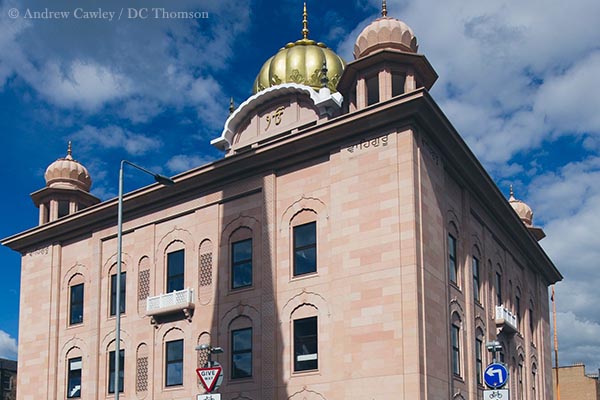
[495,305,518,333]
[146,288,195,318]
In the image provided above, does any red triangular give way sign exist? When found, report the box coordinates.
[196,366,222,392]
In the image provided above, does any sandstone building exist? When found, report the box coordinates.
[2,3,561,400]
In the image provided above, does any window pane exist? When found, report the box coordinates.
[165,339,183,386]
[108,349,124,394]
[231,328,252,379]
[392,73,406,97]
[58,200,70,218]
[70,284,84,325]
[448,234,457,284]
[451,324,460,375]
[294,317,318,372]
[496,272,502,305]
[476,338,483,384]
[232,239,252,289]
[167,250,185,292]
[472,257,480,302]
[110,272,126,316]
[293,222,316,276]
[366,75,379,105]
[67,357,82,398]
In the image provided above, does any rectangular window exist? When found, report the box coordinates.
[293,222,317,276]
[366,75,379,106]
[108,349,124,394]
[167,250,185,292]
[165,339,184,387]
[232,239,252,289]
[1,373,11,390]
[476,338,483,384]
[518,364,524,400]
[448,234,457,285]
[392,72,406,97]
[70,283,84,325]
[231,328,252,379]
[516,295,521,324]
[110,272,126,316]
[451,324,460,376]
[294,316,318,372]
[67,357,82,398]
[473,256,480,302]
[495,272,502,305]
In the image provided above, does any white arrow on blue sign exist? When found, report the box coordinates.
[484,363,508,389]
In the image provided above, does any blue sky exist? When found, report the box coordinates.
[1,0,600,370]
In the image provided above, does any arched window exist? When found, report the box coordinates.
[475,328,484,385]
[68,274,85,326]
[447,222,459,287]
[291,305,319,372]
[66,348,82,398]
[109,263,126,317]
[451,313,462,376]
[163,329,185,387]
[291,211,318,277]
[472,247,481,303]
[230,317,253,379]
[230,228,253,290]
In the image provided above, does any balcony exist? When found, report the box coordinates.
[495,305,518,333]
[146,288,195,323]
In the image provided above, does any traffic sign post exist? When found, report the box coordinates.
[197,394,221,400]
[484,363,509,389]
[483,389,509,399]
[196,366,222,393]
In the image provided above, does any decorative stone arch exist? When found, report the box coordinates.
[474,314,487,334]
[452,392,466,400]
[281,290,331,322]
[155,227,195,295]
[62,263,89,289]
[100,329,133,354]
[288,387,328,400]
[220,215,261,293]
[449,298,465,320]
[137,256,151,316]
[279,196,328,232]
[155,227,196,266]
[103,251,133,278]
[135,342,149,398]
[221,302,260,330]
[60,338,88,400]
[198,239,214,305]
[446,209,461,238]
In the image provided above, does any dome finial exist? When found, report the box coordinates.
[509,184,515,199]
[302,2,309,39]
[382,0,388,17]
[229,97,235,115]
[66,141,73,159]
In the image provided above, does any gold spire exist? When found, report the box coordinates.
[66,141,73,160]
[302,2,309,39]
[510,184,514,198]
[382,0,388,17]
[229,97,235,115]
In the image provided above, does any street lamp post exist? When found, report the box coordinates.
[115,160,175,400]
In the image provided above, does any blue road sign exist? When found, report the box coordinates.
[484,363,508,389]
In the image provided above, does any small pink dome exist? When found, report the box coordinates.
[354,16,418,59]
[509,188,533,227]
[44,142,92,191]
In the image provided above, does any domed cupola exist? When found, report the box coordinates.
[337,0,437,113]
[253,3,346,94]
[508,186,545,241]
[44,142,92,191]
[354,3,418,58]
[31,142,99,225]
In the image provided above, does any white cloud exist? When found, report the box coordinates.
[166,154,216,173]
[70,125,161,156]
[554,311,600,370]
[0,330,17,360]
[0,0,251,126]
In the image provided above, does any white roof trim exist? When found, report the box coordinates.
[211,83,343,151]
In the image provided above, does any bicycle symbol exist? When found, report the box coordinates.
[489,391,503,399]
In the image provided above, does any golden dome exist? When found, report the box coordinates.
[354,1,418,59]
[252,3,345,94]
[509,186,533,227]
[44,142,92,192]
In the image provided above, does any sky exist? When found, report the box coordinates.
[0,0,599,371]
